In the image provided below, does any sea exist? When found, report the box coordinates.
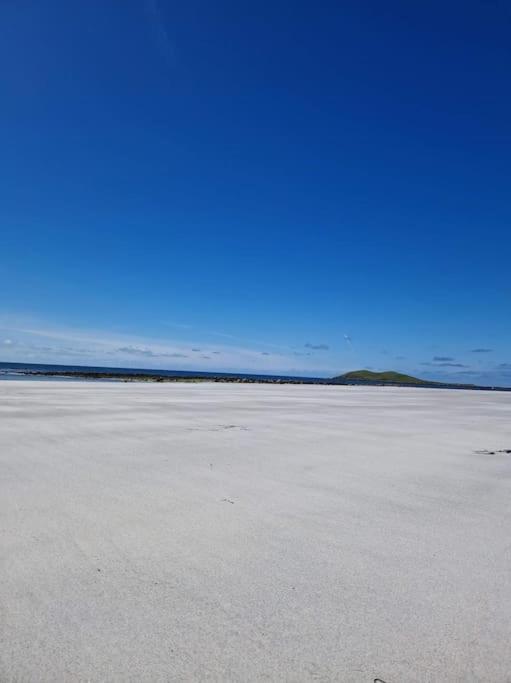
[0,361,322,383]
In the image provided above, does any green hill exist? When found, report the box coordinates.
[332,369,430,385]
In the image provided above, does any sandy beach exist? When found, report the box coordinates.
[1,380,511,682]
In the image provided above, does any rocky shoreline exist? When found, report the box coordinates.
[14,369,511,391]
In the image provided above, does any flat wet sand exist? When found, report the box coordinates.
[1,381,511,681]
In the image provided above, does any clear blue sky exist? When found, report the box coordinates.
[1,1,510,383]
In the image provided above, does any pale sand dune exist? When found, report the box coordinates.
[1,381,511,682]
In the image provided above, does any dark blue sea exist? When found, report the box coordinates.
[0,361,322,383]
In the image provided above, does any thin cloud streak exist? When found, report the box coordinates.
[0,317,337,376]
[144,0,175,69]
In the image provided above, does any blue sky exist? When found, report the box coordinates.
[1,1,510,384]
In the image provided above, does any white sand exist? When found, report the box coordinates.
[1,380,511,682]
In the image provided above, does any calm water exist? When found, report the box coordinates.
[0,361,322,383]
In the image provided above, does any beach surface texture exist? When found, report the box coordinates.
[1,380,511,682]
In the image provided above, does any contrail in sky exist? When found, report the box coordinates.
[145,0,175,69]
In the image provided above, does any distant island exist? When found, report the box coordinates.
[1,361,509,391]
[331,369,481,389]
[332,370,431,385]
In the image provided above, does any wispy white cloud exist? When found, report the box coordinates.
[305,343,329,351]
[0,314,336,376]
[207,329,292,351]
[116,346,188,359]
[163,322,294,353]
